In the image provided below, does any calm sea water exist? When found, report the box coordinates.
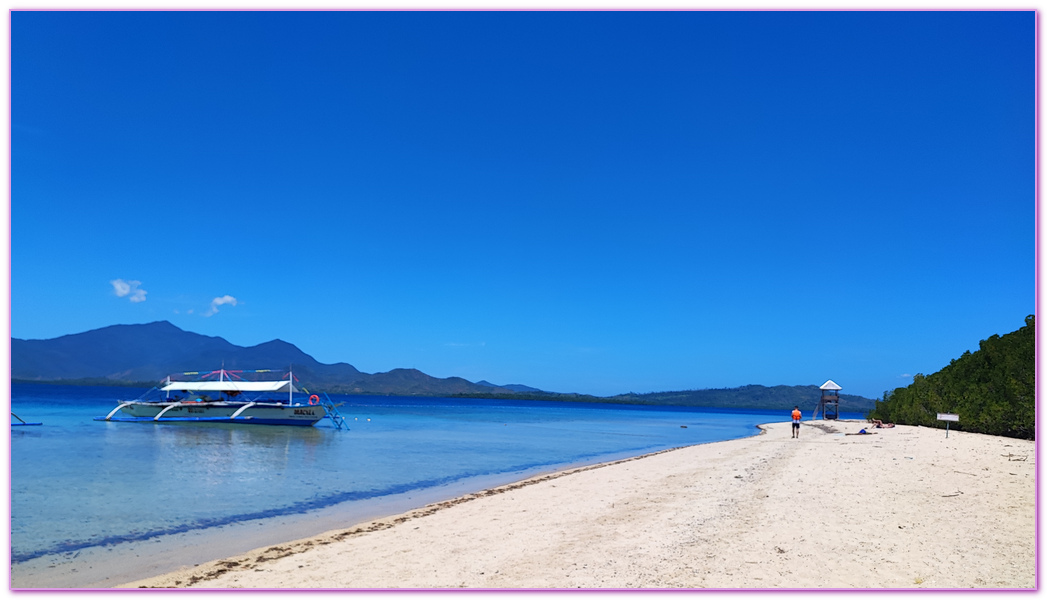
[10,383,864,584]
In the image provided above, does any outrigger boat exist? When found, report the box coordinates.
[95,368,347,429]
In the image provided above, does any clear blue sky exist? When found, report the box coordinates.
[11,10,1035,399]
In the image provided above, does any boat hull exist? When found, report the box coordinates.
[106,402,325,426]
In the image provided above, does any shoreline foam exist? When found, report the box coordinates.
[117,420,1035,589]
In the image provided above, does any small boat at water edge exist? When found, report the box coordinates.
[95,368,347,429]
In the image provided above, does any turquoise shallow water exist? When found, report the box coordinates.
[10,383,863,578]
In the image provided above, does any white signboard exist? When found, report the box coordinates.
[937,413,960,422]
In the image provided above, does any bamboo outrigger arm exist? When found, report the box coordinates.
[153,403,186,421]
[229,402,256,419]
[104,402,138,421]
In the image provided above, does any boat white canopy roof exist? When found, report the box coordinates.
[161,381,299,393]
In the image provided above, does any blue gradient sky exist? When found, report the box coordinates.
[11,10,1035,399]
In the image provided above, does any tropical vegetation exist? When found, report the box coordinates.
[868,315,1034,439]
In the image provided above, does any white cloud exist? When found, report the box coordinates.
[203,295,238,317]
[110,279,147,303]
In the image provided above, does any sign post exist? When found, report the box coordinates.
[937,413,959,437]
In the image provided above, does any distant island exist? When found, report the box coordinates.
[451,386,876,412]
[12,320,876,412]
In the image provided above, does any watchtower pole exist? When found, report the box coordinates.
[816,380,842,420]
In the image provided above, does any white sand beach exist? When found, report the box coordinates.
[122,419,1035,589]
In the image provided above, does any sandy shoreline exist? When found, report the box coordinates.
[118,419,1035,590]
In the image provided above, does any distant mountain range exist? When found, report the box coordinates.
[11,321,876,411]
[10,321,530,396]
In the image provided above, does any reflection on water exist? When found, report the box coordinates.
[10,427,44,439]
[16,406,346,562]
[151,423,332,485]
[150,421,329,457]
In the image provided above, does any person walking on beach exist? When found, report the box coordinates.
[791,406,802,439]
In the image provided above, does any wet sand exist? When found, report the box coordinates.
[121,420,1035,589]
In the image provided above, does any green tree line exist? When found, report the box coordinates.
[869,315,1034,439]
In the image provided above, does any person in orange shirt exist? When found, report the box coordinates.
[791,406,802,439]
